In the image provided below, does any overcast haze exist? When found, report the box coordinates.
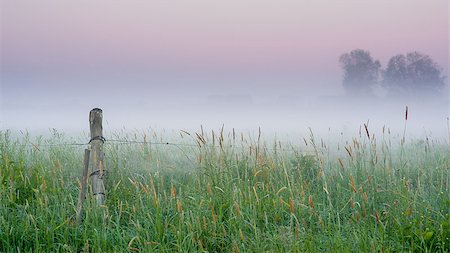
[0,1,448,137]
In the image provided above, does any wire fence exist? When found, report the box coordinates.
[21,139,199,148]
[15,136,329,155]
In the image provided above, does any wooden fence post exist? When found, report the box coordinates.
[76,149,91,224]
[89,108,106,205]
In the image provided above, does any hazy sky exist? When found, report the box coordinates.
[0,0,448,134]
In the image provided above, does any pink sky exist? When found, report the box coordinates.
[2,1,447,82]
[0,1,448,132]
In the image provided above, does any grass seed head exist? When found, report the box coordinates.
[234,202,241,216]
[338,158,345,170]
[289,198,295,213]
[308,195,314,209]
[362,203,366,218]
[405,105,408,120]
[364,124,370,139]
[171,184,177,198]
[349,175,356,193]
[177,199,182,214]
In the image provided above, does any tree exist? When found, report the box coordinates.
[383,52,445,98]
[339,49,381,97]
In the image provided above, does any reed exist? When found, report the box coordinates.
[0,127,448,252]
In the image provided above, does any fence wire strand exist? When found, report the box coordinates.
[17,137,331,155]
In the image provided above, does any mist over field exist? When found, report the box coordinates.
[1,2,450,251]
[0,0,448,139]
[1,88,448,141]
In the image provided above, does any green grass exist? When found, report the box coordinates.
[0,128,449,252]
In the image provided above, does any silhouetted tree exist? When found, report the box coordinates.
[383,52,445,98]
[339,49,381,97]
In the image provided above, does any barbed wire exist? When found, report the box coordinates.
[16,139,193,148]
[29,142,89,147]
[14,137,335,155]
[105,139,199,148]
[108,139,321,153]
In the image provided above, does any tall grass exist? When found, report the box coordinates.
[0,127,449,252]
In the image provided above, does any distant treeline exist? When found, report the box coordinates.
[339,49,446,99]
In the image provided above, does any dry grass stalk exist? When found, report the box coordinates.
[308,195,314,209]
[405,205,412,216]
[354,211,359,222]
[177,199,182,214]
[139,182,148,195]
[149,177,158,208]
[301,186,305,203]
[207,183,211,196]
[210,204,217,223]
[405,105,408,121]
[373,210,380,223]
[289,198,295,213]
[402,105,408,145]
[234,202,241,216]
[345,146,353,158]
[233,243,239,253]
[349,175,356,192]
[171,184,177,198]
[203,216,207,230]
[276,187,287,195]
[239,229,245,241]
[75,149,90,225]
[362,203,366,218]
[253,186,259,202]
[363,192,368,203]
[338,158,345,170]
[195,133,206,147]
[364,124,370,139]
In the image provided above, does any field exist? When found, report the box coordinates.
[0,127,449,252]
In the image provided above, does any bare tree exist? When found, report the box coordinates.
[339,49,381,97]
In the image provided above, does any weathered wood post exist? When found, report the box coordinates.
[89,108,106,205]
[76,149,91,224]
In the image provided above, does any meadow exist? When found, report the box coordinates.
[0,126,449,252]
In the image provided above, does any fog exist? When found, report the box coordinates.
[1,0,448,141]
[1,84,448,142]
